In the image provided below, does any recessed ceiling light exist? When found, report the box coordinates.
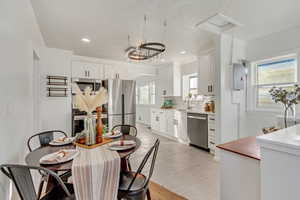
[180,51,186,55]
[81,38,91,43]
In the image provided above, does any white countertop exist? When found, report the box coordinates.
[257,124,300,155]
[153,107,215,115]
[177,108,215,115]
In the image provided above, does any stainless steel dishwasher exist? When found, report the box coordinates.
[187,113,208,150]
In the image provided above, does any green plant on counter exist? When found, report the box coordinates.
[102,124,108,134]
[269,85,300,128]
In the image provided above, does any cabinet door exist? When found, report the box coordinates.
[72,61,87,78]
[72,61,102,79]
[84,63,101,79]
[198,52,215,95]
[198,55,210,95]
[207,53,215,94]
[176,111,189,143]
[166,111,175,137]
[151,110,159,131]
[104,65,117,79]
[159,111,167,133]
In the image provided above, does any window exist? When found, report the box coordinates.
[182,73,198,99]
[253,54,297,109]
[189,76,198,96]
[136,81,156,105]
[149,81,155,104]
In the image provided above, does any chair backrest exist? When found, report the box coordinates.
[0,164,72,200]
[27,130,67,152]
[112,125,137,137]
[127,139,160,191]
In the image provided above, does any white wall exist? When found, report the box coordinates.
[39,48,73,134]
[181,61,198,76]
[215,35,247,147]
[247,26,300,61]
[0,0,45,199]
[214,28,300,147]
[244,26,300,137]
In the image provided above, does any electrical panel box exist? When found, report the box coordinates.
[233,63,245,90]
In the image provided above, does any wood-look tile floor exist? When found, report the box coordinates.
[131,123,220,200]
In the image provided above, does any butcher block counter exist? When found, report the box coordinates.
[217,136,261,200]
[217,136,261,160]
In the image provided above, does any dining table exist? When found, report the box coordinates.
[25,135,141,194]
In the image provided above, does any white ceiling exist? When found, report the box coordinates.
[31,0,300,62]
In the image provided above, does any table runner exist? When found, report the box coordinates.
[72,145,120,200]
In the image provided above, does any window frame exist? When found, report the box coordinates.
[252,54,298,111]
[188,75,198,96]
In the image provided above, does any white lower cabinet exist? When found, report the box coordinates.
[151,109,160,132]
[174,110,189,143]
[159,110,167,133]
[151,109,174,136]
[151,109,174,138]
[208,115,216,154]
[150,109,188,143]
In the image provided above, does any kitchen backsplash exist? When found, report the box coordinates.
[162,95,215,110]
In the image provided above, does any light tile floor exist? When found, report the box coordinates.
[130,123,220,200]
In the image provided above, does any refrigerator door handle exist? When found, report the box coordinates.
[122,94,125,125]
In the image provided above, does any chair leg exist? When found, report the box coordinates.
[59,170,71,182]
[146,189,151,200]
[37,179,45,199]
[127,159,132,171]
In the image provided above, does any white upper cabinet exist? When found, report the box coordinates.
[72,61,103,79]
[198,51,215,95]
[104,65,121,79]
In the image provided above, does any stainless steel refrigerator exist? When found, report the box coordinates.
[106,79,136,130]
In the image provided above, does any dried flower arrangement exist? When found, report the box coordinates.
[73,84,108,145]
[73,84,108,114]
[269,85,300,128]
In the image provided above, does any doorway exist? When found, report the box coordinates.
[33,50,40,133]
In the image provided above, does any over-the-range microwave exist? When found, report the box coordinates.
[71,78,102,94]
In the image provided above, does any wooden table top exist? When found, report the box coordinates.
[217,136,261,160]
[25,135,141,171]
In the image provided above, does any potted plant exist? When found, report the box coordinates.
[269,85,300,128]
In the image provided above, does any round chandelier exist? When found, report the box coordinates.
[126,15,167,61]
[127,42,166,61]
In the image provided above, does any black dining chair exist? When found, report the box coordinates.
[112,124,138,137]
[0,164,75,200]
[112,124,137,171]
[112,124,138,171]
[118,139,160,200]
[27,130,68,152]
[27,130,71,194]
